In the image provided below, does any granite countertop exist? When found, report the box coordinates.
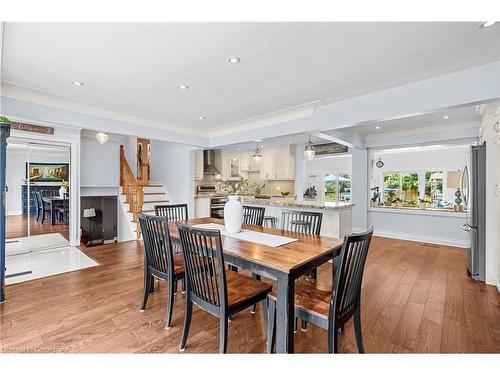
[241,197,354,210]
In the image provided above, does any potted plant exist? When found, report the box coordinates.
[0,116,11,136]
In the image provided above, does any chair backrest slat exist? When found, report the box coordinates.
[242,206,265,226]
[332,228,373,322]
[281,210,323,235]
[155,204,188,222]
[139,214,175,277]
[177,223,227,310]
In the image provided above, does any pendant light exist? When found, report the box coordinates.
[96,131,109,144]
[304,135,315,160]
[252,142,262,161]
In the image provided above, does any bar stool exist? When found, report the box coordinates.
[263,216,277,228]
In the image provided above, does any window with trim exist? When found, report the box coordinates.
[424,170,443,204]
[325,173,351,202]
[383,172,419,206]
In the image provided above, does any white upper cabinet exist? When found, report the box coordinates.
[259,145,295,180]
[221,151,241,180]
[194,150,204,181]
[240,151,260,172]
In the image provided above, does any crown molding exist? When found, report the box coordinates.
[1,81,201,137]
[208,100,324,138]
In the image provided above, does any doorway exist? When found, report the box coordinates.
[4,139,97,284]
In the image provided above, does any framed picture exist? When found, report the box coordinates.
[26,163,69,183]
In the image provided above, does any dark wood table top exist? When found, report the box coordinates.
[168,217,343,274]
[42,196,67,201]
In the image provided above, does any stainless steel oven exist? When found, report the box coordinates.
[210,195,228,219]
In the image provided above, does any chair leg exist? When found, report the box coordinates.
[354,306,365,353]
[149,274,155,293]
[140,271,151,311]
[165,279,174,329]
[301,320,308,332]
[294,317,298,333]
[267,298,276,354]
[174,280,178,295]
[220,315,228,354]
[181,277,186,293]
[179,297,193,351]
[328,323,339,353]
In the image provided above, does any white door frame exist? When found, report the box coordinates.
[6,118,81,247]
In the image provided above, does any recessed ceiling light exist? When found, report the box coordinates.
[228,56,241,64]
[255,139,261,142]
[178,84,189,90]
[198,116,205,120]
[375,126,380,130]
[444,115,449,119]
[72,81,84,86]
[479,21,497,29]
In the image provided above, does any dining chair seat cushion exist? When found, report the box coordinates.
[226,270,272,309]
[269,279,331,319]
[172,253,185,275]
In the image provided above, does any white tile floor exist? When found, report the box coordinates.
[6,233,69,255]
[5,246,99,285]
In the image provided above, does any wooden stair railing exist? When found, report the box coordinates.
[120,145,144,239]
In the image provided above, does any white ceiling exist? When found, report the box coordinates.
[219,103,482,151]
[2,22,499,134]
[345,104,481,137]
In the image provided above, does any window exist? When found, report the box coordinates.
[383,172,418,206]
[383,172,400,203]
[424,171,443,204]
[325,173,351,202]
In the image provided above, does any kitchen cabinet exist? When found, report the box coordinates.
[221,151,241,180]
[259,144,295,180]
[194,197,210,218]
[194,150,204,181]
[240,151,260,172]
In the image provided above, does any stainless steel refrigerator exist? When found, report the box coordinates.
[461,143,486,281]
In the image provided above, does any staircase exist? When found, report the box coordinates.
[119,145,170,239]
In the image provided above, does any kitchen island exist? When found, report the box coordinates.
[242,197,353,239]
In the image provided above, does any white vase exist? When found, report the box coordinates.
[224,195,243,234]
[59,186,67,198]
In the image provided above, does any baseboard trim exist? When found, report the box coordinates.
[373,229,469,248]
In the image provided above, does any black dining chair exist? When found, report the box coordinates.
[282,210,323,282]
[36,191,51,224]
[155,204,188,222]
[154,203,188,294]
[267,228,374,353]
[241,205,267,313]
[56,193,69,224]
[138,213,185,329]
[32,191,41,222]
[242,205,266,226]
[281,210,323,235]
[177,223,272,353]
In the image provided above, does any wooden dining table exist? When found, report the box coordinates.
[168,217,343,354]
[42,196,67,225]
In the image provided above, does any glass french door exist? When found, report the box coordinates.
[5,139,71,255]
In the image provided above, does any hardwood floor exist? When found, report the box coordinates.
[0,237,498,353]
[6,215,69,240]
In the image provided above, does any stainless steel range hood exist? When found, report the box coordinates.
[203,149,222,176]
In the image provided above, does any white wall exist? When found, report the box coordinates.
[480,108,500,289]
[352,148,368,231]
[366,145,471,247]
[80,135,121,189]
[6,146,70,215]
[149,140,196,217]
